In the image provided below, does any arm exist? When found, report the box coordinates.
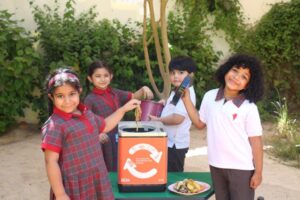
[249,136,263,189]
[149,113,185,125]
[44,150,70,200]
[132,86,154,100]
[182,88,206,129]
[103,99,141,132]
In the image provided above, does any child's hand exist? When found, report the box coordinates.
[149,115,160,121]
[158,99,166,105]
[250,171,262,189]
[99,133,109,144]
[122,99,141,112]
[142,86,154,100]
[181,88,190,102]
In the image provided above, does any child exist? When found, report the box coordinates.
[41,68,140,200]
[84,60,153,171]
[182,54,264,200]
[149,56,197,172]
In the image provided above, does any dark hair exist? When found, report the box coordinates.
[86,60,112,93]
[168,56,197,73]
[215,53,264,103]
[46,67,81,115]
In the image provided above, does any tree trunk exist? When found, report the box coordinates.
[143,0,171,100]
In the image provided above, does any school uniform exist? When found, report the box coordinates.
[161,86,196,172]
[41,103,114,200]
[84,87,132,171]
[199,88,262,200]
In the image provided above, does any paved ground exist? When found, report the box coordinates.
[0,123,299,199]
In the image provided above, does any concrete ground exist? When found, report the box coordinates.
[0,123,299,199]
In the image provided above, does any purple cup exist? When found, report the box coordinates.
[140,100,164,121]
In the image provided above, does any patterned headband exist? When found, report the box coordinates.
[48,72,79,89]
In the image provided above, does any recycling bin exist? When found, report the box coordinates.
[118,121,167,192]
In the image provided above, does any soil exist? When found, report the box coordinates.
[0,122,299,200]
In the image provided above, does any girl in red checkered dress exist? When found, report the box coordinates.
[84,60,153,172]
[41,68,140,200]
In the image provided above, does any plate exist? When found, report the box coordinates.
[168,181,211,196]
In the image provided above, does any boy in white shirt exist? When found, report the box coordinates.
[149,56,197,172]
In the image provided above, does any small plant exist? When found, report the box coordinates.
[272,97,297,141]
[270,96,300,165]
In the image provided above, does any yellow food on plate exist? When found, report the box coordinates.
[173,179,205,193]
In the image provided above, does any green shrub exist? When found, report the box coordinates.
[30,0,222,121]
[236,0,300,110]
[167,6,219,103]
[0,10,40,133]
[30,0,151,122]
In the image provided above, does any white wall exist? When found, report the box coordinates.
[240,0,290,24]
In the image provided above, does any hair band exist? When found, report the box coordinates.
[48,72,79,88]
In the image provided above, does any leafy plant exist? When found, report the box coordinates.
[0,10,40,133]
[26,0,300,125]
[270,95,300,164]
[30,0,151,122]
[207,0,247,49]
[172,0,248,101]
[167,4,220,102]
[272,97,297,141]
[236,0,300,110]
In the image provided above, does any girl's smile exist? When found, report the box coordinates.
[50,83,81,114]
[224,66,250,97]
[88,68,113,90]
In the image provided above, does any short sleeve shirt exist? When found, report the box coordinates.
[199,88,262,170]
[161,86,196,149]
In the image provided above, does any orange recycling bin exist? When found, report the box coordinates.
[118,121,167,192]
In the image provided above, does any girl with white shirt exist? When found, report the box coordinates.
[182,54,264,200]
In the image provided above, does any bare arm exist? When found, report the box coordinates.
[182,88,206,129]
[103,99,141,132]
[149,113,185,125]
[249,136,263,189]
[132,86,154,100]
[44,150,70,200]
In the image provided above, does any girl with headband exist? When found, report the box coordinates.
[41,67,140,200]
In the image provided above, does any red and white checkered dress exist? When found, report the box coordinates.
[41,103,114,200]
[84,87,132,172]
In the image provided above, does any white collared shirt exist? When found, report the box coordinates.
[161,86,196,149]
[199,88,262,170]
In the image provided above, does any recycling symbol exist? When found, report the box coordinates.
[123,143,162,179]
